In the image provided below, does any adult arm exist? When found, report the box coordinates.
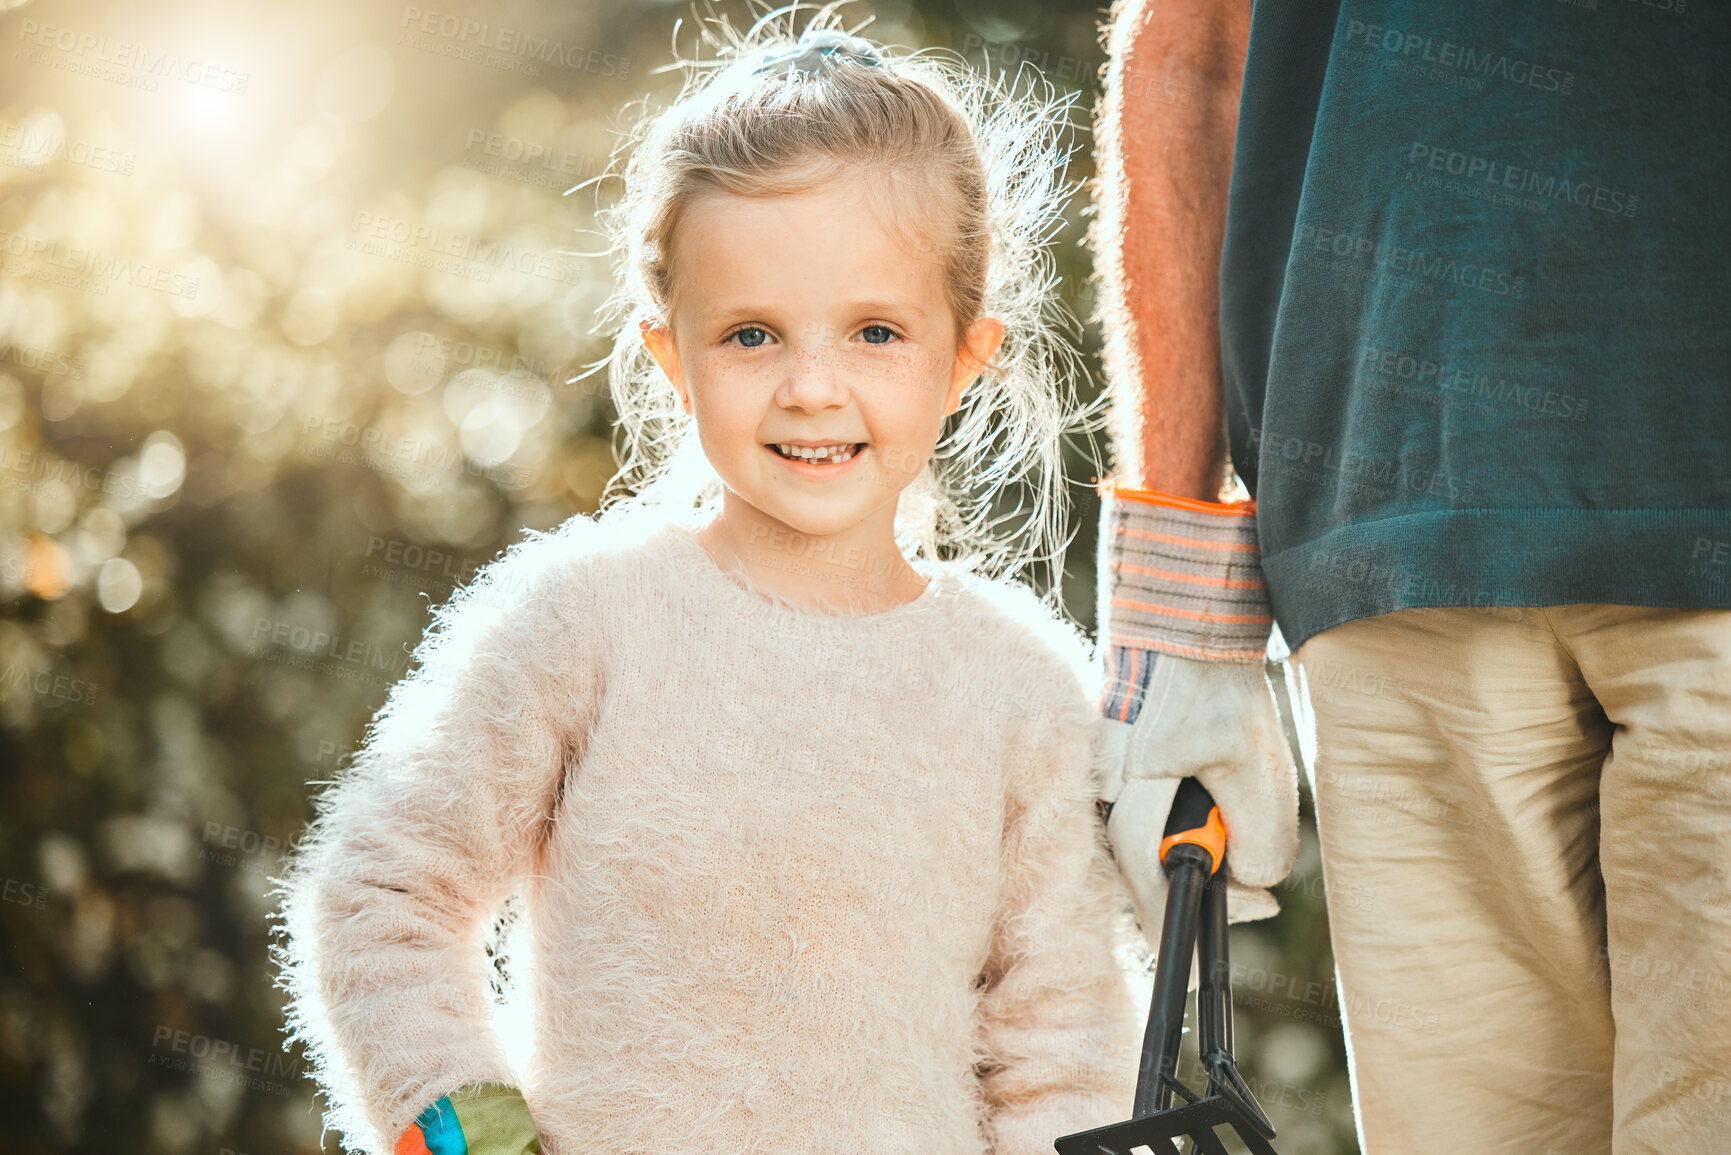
[1090,0,1298,937]
[1093,0,1250,500]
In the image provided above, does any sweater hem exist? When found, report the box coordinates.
[1264,507,1731,650]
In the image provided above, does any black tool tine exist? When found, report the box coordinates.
[1208,1057,1276,1140]
[1230,1120,1284,1155]
[1189,1126,1233,1155]
[1055,1096,1280,1154]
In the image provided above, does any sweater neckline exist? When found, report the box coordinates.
[660,519,954,629]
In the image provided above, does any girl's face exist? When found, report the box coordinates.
[641,177,1003,559]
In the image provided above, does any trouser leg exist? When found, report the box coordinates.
[1548,605,1731,1151]
[1292,606,1615,1154]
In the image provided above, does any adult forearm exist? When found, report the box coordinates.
[1093,0,1250,500]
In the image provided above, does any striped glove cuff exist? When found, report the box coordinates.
[1097,482,1272,665]
[395,1081,544,1155]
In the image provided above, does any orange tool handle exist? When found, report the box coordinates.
[1159,778,1226,876]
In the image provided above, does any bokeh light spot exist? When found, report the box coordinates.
[96,557,143,613]
[384,330,446,395]
[24,535,72,600]
[138,431,187,498]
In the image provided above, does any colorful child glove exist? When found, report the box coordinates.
[1093,483,1299,936]
[395,1081,545,1155]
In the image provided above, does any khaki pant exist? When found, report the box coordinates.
[1291,605,1731,1154]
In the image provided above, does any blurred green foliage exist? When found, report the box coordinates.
[0,0,1356,1150]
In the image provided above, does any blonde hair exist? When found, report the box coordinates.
[584,1,1101,598]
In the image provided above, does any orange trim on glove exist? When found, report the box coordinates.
[1095,478,1257,518]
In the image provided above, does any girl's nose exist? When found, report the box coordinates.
[776,344,850,412]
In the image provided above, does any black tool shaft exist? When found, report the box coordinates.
[1134,845,1209,1118]
[1196,852,1232,1064]
[1058,777,1285,1152]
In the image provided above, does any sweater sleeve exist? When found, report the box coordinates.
[975,686,1144,1155]
[269,528,607,1155]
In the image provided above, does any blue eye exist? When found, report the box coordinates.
[860,325,896,345]
[727,327,770,348]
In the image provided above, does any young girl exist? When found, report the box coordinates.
[272,9,1144,1154]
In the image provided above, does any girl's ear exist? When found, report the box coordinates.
[639,320,691,413]
[945,317,1005,416]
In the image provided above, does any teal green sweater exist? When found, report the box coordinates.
[1219,0,1731,649]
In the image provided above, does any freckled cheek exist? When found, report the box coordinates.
[885,347,954,409]
[687,361,774,435]
[859,364,949,441]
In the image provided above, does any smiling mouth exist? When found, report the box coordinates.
[767,442,866,465]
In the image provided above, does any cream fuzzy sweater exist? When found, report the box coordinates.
[272,510,1145,1155]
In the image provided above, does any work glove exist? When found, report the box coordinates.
[1093,484,1299,941]
[395,1081,544,1155]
